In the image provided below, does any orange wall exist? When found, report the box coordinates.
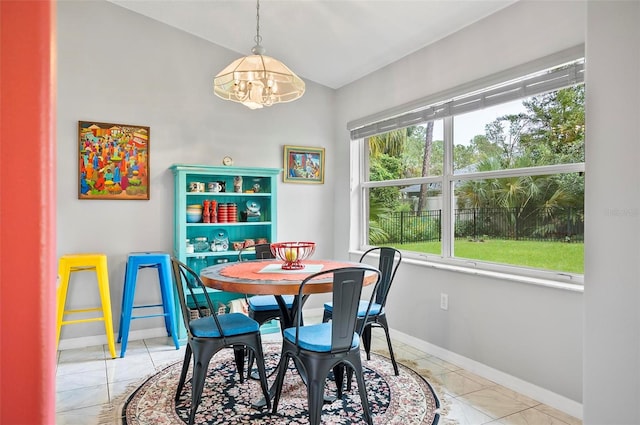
[0,0,56,422]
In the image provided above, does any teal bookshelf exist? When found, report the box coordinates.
[170,164,281,340]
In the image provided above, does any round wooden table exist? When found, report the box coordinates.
[200,259,379,296]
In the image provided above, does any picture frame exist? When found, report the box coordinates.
[78,121,150,200]
[283,145,325,184]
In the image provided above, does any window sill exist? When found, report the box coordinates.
[351,250,584,293]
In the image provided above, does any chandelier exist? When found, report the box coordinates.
[213,0,305,109]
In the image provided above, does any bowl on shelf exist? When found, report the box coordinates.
[270,241,316,270]
[186,204,203,223]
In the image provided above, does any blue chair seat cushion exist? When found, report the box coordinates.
[190,313,259,337]
[324,300,383,317]
[283,322,359,352]
[248,295,294,312]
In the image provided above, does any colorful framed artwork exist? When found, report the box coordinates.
[78,121,150,200]
[283,145,325,184]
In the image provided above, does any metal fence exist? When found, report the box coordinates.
[378,207,584,244]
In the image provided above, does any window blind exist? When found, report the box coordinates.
[349,47,584,140]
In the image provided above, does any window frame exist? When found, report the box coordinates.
[351,47,585,286]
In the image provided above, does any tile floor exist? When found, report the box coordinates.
[56,321,583,425]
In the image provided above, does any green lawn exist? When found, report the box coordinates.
[396,239,584,274]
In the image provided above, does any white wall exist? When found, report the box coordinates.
[56,0,335,339]
[584,2,640,424]
[333,0,586,414]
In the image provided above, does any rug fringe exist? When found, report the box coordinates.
[98,359,183,425]
[402,358,456,424]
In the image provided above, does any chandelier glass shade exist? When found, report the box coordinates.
[213,0,305,109]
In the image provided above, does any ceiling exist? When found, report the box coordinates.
[109,0,518,89]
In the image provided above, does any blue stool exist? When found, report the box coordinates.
[118,252,180,357]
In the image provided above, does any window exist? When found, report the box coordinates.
[351,51,585,283]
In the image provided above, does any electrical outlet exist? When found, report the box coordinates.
[440,293,449,310]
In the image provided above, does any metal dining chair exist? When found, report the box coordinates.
[271,266,382,425]
[170,257,271,424]
[239,243,295,328]
[323,247,402,376]
[239,243,295,378]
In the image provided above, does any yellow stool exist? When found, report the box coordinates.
[56,254,117,358]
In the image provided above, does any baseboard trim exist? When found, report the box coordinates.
[390,329,583,420]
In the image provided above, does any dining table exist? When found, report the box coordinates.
[199,258,380,407]
[199,258,379,330]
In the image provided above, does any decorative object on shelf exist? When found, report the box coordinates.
[252,180,261,193]
[271,241,316,270]
[193,237,210,253]
[209,199,217,223]
[188,256,209,287]
[217,180,226,192]
[78,120,150,200]
[232,241,245,251]
[203,200,211,223]
[211,229,229,252]
[256,237,268,245]
[233,176,243,193]
[283,145,325,184]
[207,181,222,192]
[222,156,234,166]
[213,0,305,110]
[185,239,194,254]
[243,200,261,222]
[189,182,205,192]
[186,204,203,223]
[217,203,228,223]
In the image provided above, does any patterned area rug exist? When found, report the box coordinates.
[122,344,440,424]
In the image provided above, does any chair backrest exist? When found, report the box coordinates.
[170,257,225,338]
[294,266,381,353]
[238,243,275,261]
[359,247,402,308]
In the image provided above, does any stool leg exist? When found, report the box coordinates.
[96,258,117,359]
[157,258,180,349]
[118,261,138,357]
[56,264,71,350]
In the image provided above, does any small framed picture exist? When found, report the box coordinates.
[78,121,150,200]
[283,145,325,184]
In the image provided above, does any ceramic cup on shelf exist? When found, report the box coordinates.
[207,182,221,193]
[189,182,205,192]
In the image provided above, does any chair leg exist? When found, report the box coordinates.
[362,324,372,360]
[56,266,71,349]
[188,343,217,425]
[322,309,331,323]
[352,357,374,425]
[250,340,271,410]
[377,317,399,376]
[175,343,193,403]
[306,365,326,425]
[346,365,354,392]
[271,353,290,414]
[233,346,245,383]
[118,264,137,357]
[333,364,345,399]
[96,260,117,359]
[157,259,180,350]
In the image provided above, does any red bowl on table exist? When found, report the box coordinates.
[270,242,316,270]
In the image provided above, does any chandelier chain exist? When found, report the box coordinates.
[254,0,262,47]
